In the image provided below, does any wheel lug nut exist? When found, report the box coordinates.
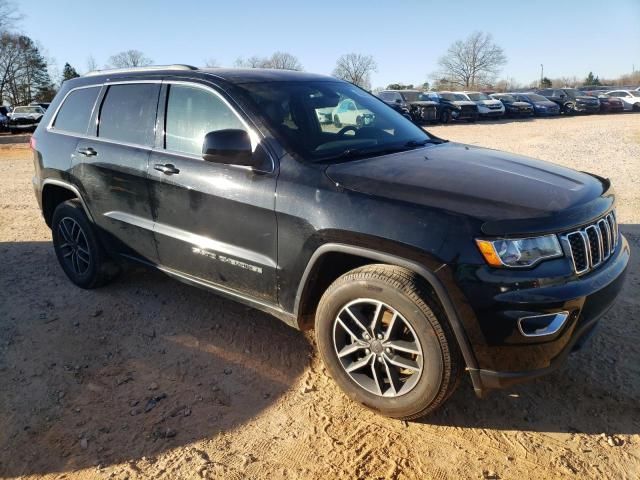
[385,348,391,354]
[363,333,370,340]
[365,349,370,355]
[378,357,384,363]
[377,334,383,340]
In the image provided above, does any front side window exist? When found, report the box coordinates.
[53,86,101,134]
[164,84,245,156]
[98,83,160,146]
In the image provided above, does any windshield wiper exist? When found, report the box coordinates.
[320,139,434,163]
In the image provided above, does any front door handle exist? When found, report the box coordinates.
[154,163,180,175]
[77,147,97,157]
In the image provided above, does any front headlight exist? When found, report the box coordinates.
[475,234,563,267]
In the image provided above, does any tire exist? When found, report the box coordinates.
[315,265,462,420]
[468,115,477,123]
[633,103,640,112]
[356,115,364,128]
[439,109,451,124]
[563,102,575,115]
[333,114,342,128]
[51,199,119,289]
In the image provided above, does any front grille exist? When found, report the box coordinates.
[563,212,618,275]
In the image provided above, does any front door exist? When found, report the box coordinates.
[148,82,278,302]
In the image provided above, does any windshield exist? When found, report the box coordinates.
[440,92,467,101]
[631,91,640,97]
[467,93,491,101]
[13,106,42,114]
[238,81,434,162]
[564,89,586,99]
[400,91,422,102]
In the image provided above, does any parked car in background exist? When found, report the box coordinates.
[459,91,505,118]
[29,102,51,110]
[585,91,624,113]
[436,92,479,122]
[511,93,561,116]
[332,98,375,127]
[7,105,46,133]
[0,106,9,131]
[605,90,640,111]
[377,96,412,121]
[537,88,600,114]
[377,90,438,124]
[489,93,534,117]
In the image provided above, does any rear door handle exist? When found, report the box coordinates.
[154,163,180,175]
[77,147,97,157]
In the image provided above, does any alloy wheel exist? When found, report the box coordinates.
[332,299,423,397]
[57,217,91,275]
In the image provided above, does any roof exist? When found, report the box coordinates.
[81,65,335,84]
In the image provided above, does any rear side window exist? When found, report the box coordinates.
[98,83,160,146]
[164,84,245,156]
[53,86,101,134]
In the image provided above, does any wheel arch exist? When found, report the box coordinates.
[293,243,480,384]
[41,179,94,228]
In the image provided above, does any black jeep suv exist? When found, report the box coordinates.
[377,90,438,124]
[537,88,601,114]
[32,66,629,420]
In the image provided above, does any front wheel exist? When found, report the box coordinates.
[439,109,451,124]
[333,114,342,128]
[315,265,462,419]
[563,102,575,115]
[633,103,640,112]
[52,200,119,289]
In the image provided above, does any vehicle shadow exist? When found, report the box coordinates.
[0,241,312,477]
[419,223,640,435]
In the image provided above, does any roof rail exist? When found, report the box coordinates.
[84,64,198,77]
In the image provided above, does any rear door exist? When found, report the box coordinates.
[147,80,278,302]
[72,81,160,262]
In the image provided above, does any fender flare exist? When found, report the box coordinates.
[293,243,481,391]
[42,178,95,223]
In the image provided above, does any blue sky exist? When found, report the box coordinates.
[20,0,640,88]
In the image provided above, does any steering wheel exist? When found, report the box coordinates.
[336,126,358,137]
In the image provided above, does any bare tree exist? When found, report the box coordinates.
[107,50,152,68]
[86,55,98,73]
[435,32,506,88]
[267,51,302,71]
[0,0,22,31]
[332,53,377,89]
[234,52,302,70]
[204,58,219,68]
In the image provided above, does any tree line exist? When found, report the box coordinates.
[0,0,635,108]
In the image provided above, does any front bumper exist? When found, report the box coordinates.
[462,234,629,394]
[575,103,600,113]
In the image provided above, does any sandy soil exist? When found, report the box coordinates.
[1,114,639,480]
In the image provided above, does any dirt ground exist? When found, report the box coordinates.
[1,114,639,480]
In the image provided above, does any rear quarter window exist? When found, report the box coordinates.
[98,83,160,146]
[52,86,101,134]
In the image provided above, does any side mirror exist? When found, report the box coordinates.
[202,129,254,167]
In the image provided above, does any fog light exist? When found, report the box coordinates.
[518,312,569,338]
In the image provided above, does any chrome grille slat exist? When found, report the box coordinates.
[562,210,617,275]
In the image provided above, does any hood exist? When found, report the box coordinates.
[576,96,599,102]
[410,100,438,107]
[475,99,502,106]
[325,142,606,228]
[534,100,558,107]
[511,101,532,108]
[9,112,43,119]
[450,100,477,107]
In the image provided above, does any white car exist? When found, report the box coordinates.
[332,99,375,127]
[460,91,505,118]
[605,90,640,111]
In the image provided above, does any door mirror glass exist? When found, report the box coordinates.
[202,129,254,166]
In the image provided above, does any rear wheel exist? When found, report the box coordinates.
[563,102,575,115]
[52,200,119,289]
[439,109,451,124]
[315,265,462,419]
[333,114,342,128]
[633,103,640,112]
